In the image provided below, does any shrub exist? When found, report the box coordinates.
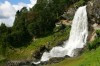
[88,30,100,50]
[96,30,100,37]
[88,38,100,50]
[74,0,85,7]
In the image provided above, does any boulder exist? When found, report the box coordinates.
[32,45,50,62]
[73,48,84,57]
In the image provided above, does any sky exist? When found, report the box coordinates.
[0,0,37,27]
[0,0,30,4]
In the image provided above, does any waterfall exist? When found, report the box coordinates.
[33,6,88,64]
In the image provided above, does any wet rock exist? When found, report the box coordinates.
[57,40,65,46]
[5,60,34,66]
[32,45,51,61]
[73,48,84,57]
[38,55,70,66]
[49,57,65,63]
[37,57,65,65]
[64,55,70,58]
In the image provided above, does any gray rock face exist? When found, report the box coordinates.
[62,7,77,20]
[87,0,100,24]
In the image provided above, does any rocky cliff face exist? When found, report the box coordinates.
[62,7,77,20]
[87,0,100,25]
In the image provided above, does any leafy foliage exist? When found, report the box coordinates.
[0,25,11,56]
[88,30,100,50]
[74,0,86,7]
[6,31,31,47]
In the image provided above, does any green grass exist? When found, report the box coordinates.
[0,55,6,66]
[0,55,5,61]
[46,47,100,66]
[0,46,5,65]
[5,27,70,60]
[77,48,100,66]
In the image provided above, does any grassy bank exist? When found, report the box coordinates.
[5,26,70,60]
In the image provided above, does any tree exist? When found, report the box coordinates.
[0,23,11,55]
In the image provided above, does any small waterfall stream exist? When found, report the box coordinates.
[34,6,88,64]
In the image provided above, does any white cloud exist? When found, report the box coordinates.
[0,0,37,27]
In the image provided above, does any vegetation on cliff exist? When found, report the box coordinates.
[0,0,100,66]
[0,0,82,57]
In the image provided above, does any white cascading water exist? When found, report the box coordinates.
[33,6,88,64]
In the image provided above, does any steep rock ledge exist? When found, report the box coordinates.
[87,0,100,25]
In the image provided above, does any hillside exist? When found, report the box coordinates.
[0,0,100,66]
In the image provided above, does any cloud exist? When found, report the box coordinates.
[0,1,16,18]
[0,0,37,27]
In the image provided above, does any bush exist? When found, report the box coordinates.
[96,30,100,37]
[88,30,100,50]
[88,38,100,50]
[7,31,32,48]
[74,0,85,7]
